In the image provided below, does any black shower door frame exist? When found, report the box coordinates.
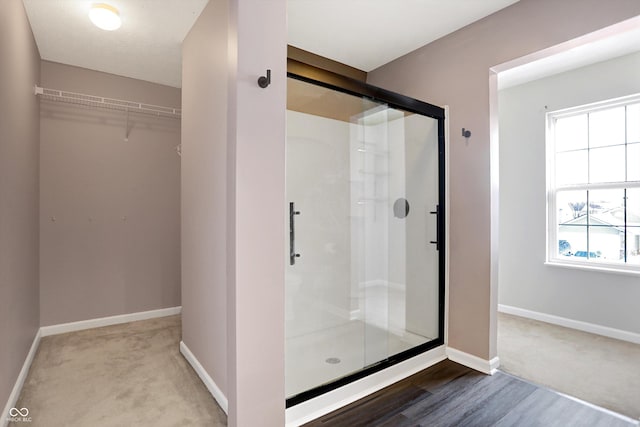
[286,69,446,407]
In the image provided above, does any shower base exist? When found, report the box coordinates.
[285,320,432,398]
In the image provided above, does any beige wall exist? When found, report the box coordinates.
[0,0,41,412]
[39,61,181,326]
[368,0,640,360]
[182,0,286,424]
[226,0,286,423]
[181,0,230,396]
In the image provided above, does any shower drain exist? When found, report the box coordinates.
[325,357,341,364]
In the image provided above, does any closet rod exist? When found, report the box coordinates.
[34,86,181,119]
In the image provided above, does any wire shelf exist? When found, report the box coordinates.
[35,86,181,119]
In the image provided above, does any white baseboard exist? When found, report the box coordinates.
[40,306,182,337]
[498,304,640,345]
[179,341,228,414]
[446,347,500,375]
[2,329,41,427]
[286,345,447,427]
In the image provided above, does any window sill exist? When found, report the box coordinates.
[545,260,640,277]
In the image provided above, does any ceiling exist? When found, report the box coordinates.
[288,0,521,71]
[22,0,209,88]
[23,0,521,88]
[24,0,638,91]
[498,23,640,89]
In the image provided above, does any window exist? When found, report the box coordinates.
[547,94,640,273]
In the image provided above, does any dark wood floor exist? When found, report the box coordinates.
[304,360,637,427]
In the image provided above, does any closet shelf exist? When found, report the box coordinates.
[35,86,181,119]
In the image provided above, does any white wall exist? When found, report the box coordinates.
[499,51,640,335]
[403,114,440,339]
[286,110,352,338]
[285,106,441,350]
[355,111,440,340]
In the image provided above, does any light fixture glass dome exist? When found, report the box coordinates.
[89,3,121,31]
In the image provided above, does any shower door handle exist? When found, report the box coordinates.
[289,202,301,265]
[429,205,440,251]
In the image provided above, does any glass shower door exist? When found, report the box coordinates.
[285,75,444,404]
[355,106,441,368]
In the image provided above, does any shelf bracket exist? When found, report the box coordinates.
[124,108,131,142]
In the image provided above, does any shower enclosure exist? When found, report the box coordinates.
[285,71,445,406]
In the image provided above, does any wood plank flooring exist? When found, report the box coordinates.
[304,360,638,427]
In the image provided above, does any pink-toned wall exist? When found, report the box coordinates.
[226,0,286,424]
[0,0,41,412]
[181,0,230,397]
[182,0,286,424]
[367,0,640,360]
[39,61,181,326]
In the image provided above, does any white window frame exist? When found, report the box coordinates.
[546,93,640,275]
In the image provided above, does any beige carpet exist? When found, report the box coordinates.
[16,312,639,425]
[13,315,226,427]
[498,312,640,420]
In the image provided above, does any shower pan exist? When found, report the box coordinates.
[285,71,445,406]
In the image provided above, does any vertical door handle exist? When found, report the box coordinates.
[289,202,301,265]
[429,205,440,251]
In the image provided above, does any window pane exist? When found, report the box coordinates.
[555,114,587,152]
[627,104,640,144]
[556,150,588,185]
[557,191,587,224]
[628,189,640,227]
[589,189,625,227]
[558,225,586,258]
[589,107,625,148]
[624,190,639,264]
[628,143,640,182]
[628,227,640,265]
[588,225,623,261]
[557,192,586,256]
[589,145,625,183]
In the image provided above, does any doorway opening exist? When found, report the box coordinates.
[490,17,640,420]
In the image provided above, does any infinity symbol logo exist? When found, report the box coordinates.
[9,407,29,417]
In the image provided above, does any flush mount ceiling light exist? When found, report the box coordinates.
[89,3,121,31]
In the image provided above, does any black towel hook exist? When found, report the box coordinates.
[258,69,271,88]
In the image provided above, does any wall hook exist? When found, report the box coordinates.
[258,69,271,88]
[462,128,471,139]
